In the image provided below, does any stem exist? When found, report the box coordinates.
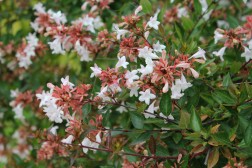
[240,59,252,70]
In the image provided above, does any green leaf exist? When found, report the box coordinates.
[174,23,183,41]
[130,111,144,129]
[181,16,194,31]
[130,132,151,145]
[193,0,202,14]
[200,93,215,106]
[160,90,172,116]
[245,82,252,98]
[227,15,239,28]
[211,133,232,146]
[179,110,190,129]
[245,122,252,146]
[222,73,232,87]
[212,90,237,105]
[140,0,152,14]
[190,107,202,132]
[181,154,190,168]
[82,103,91,118]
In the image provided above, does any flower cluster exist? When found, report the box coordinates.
[31,2,113,62]
[213,16,252,62]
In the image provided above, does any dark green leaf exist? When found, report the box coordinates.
[212,90,237,105]
[130,111,144,129]
[190,107,202,132]
[222,73,232,87]
[245,122,252,146]
[160,90,172,116]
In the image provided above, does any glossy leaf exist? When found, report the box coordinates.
[190,107,202,132]
[160,90,172,116]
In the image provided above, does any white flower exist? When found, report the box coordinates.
[97,84,122,103]
[129,84,139,97]
[24,45,36,57]
[146,10,160,30]
[113,24,128,40]
[139,89,156,105]
[153,41,166,53]
[62,36,72,51]
[13,104,24,120]
[7,60,16,70]
[160,112,174,120]
[30,22,39,32]
[198,0,212,20]
[10,89,20,98]
[213,47,226,61]
[43,102,64,123]
[90,64,102,78]
[33,2,46,13]
[83,15,94,26]
[176,62,190,68]
[160,113,174,123]
[189,47,206,60]
[81,132,101,153]
[83,15,95,33]
[26,33,38,47]
[61,135,74,144]
[144,31,150,39]
[138,46,159,60]
[177,7,188,18]
[115,56,129,69]
[144,101,158,118]
[162,81,169,93]
[93,16,104,29]
[125,70,139,86]
[61,76,75,88]
[214,30,224,44]
[75,40,91,62]
[135,5,142,15]
[97,86,110,102]
[203,10,213,21]
[241,46,252,62]
[175,74,192,91]
[190,68,200,78]
[49,126,59,135]
[116,102,128,113]
[36,90,54,107]
[81,2,89,10]
[217,20,229,28]
[49,11,67,25]
[138,64,154,78]
[48,36,65,55]
[171,83,184,99]
[16,54,32,69]
[199,0,208,13]
[108,84,122,93]
[248,39,252,49]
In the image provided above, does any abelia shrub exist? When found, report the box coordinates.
[1,0,252,167]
